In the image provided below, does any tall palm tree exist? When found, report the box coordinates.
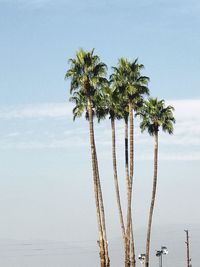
[112,58,149,267]
[65,49,110,267]
[96,85,126,244]
[71,90,109,266]
[137,98,175,267]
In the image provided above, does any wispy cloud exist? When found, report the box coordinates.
[0,0,53,8]
[1,0,200,20]
[167,99,200,119]
[0,0,99,8]
[0,103,73,119]
[0,100,200,160]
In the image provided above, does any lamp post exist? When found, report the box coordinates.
[156,246,168,267]
[138,253,146,267]
[184,230,192,267]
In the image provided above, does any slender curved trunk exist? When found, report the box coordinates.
[130,216,136,267]
[111,118,126,241]
[124,118,130,267]
[145,131,159,267]
[87,98,106,267]
[126,104,135,267]
[129,105,134,188]
[125,119,129,199]
[130,107,135,267]
[129,105,135,267]
[94,147,110,267]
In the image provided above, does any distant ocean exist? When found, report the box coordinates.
[0,224,198,267]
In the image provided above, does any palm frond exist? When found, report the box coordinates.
[137,98,175,136]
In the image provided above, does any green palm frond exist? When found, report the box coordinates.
[111,57,150,114]
[69,91,87,120]
[137,98,175,136]
[65,48,108,120]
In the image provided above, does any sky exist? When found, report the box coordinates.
[0,0,200,266]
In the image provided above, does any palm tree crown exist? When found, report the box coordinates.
[111,58,150,108]
[138,98,175,135]
[66,48,108,121]
[66,48,108,97]
[95,85,123,122]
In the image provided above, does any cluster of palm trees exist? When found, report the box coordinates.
[65,48,175,267]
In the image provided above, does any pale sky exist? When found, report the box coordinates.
[0,0,200,266]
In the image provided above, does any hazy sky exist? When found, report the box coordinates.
[0,0,200,265]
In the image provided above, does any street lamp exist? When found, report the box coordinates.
[156,246,168,267]
[138,253,146,267]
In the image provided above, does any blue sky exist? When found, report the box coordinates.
[0,1,200,266]
[1,0,200,105]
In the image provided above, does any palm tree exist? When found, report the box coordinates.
[65,49,110,267]
[112,58,149,267]
[96,85,126,244]
[71,90,109,266]
[137,98,175,267]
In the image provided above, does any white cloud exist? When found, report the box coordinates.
[167,99,200,120]
[0,0,52,7]
[7,132,20,137]
[96,99,200,160]
[0,99,200,161]
[0,0,93,8]
[0,103,73,119]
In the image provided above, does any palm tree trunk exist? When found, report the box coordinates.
[126,104,135,267]
[94,147,110,267]
[129,105,135,267]
[145,131,159,267]
[129,107,135,267]
[130,216,136,267]
[87,98,106,267]
[129,106,134,186]
[111,118,126,241]
[124,118,130,267]
[125,118,130,199]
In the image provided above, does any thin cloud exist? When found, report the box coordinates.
[0,0,53,7]
[0,99,200,161]
[0,0,94,8]
[167,99,200,120]
[0,103,73,119]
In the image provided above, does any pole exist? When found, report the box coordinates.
[158,252,162,267]
[184,230,190,267]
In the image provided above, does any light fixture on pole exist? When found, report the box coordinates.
[138,253,146,267]
[156,246,168,267]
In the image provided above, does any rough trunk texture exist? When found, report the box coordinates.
[87,98,106,267]
[125,119,129,192]
[111,118,126,241]
[126,104,135,267]
[94,147,110,267]
[124,118,130,267]
[129,107,134,185]
[129,106,135,267]
[130,216,136,267]
[145,132,158,267]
